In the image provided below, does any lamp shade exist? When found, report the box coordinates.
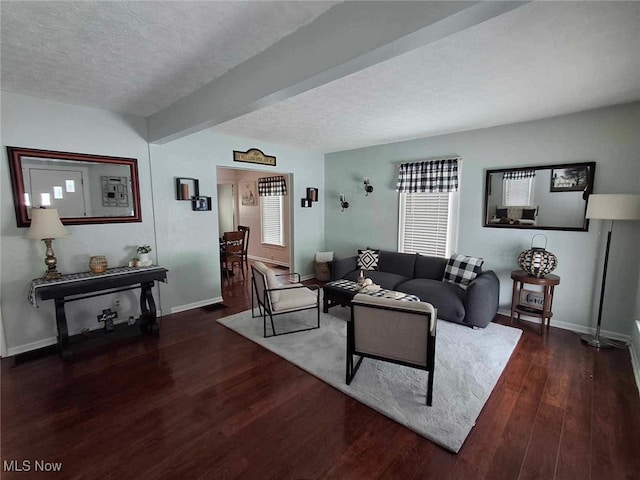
[25,208,69,239]
[586,194,640,221]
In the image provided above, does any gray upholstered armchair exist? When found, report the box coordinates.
[347,294,437,406]
[251,261,320,338]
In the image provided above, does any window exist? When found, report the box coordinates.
[261,195,284,246]
[399,192,455,258]
[503,177,533,206]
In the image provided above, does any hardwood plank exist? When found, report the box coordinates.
[2,271,640,479]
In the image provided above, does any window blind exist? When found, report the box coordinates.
[261,195,283,246]
[399,192,449,258]
[503,177,532,205]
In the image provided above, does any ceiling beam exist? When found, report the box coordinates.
[147,1,526,144]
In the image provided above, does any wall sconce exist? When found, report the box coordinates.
[364,178,374,196]
[340,194,349,211]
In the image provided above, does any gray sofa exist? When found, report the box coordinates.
[331,250,499,328]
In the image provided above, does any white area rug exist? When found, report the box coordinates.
[217,306,521,453]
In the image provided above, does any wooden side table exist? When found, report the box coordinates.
[510,270,560,332]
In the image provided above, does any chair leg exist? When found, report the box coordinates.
[426,370,434,406]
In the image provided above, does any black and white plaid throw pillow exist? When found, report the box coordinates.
[442,253,484,290]
[357,249,380,271]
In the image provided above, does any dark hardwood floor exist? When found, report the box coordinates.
[2,269,639,479]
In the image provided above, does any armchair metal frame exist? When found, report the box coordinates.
[251,266,320,338]
[347,295,437,406]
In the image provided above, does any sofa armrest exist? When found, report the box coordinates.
[331,256,358,280]
[463,270,500,328]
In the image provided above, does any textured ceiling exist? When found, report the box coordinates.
[1,2,639,153]
[0,1,336,116]
[214,1,640,152]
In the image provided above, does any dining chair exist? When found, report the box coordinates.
[221,231,245,280]
[237,225,250,272]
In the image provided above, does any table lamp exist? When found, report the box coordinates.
[582,194,640,348]
[26,208,70,280]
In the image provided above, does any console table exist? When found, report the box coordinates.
[29,266,168,359]
[510,269,560,333]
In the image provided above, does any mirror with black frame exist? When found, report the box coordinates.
[7,147,142,227]
[483,161,596,231]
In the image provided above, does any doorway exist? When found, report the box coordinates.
[216,166,293,287]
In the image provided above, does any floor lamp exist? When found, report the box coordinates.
[582,194,640,348]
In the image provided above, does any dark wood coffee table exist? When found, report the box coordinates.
[323,279,420,313]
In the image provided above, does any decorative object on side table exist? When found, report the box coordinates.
[89,255,108,274]
[517,234,558,277]
[136,245,153,267]
[581,194,640,349]
[97,308,117,332]
[25,208,70,280]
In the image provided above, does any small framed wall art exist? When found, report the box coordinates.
[306,187,319,202]
[191,196,212,211]
[176,177,199,200]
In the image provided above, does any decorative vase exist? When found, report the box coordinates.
[517,234,558,278]
[89,255,108,274]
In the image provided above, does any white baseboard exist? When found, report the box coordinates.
[170,297,224,314]
[6,316,149,357]
[631,321,640,398]
[300,274,315,281]
[248,255,289,268]
[7,337,58,357]
[496,308,632,343]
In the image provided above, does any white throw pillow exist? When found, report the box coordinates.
[315,251,334,263]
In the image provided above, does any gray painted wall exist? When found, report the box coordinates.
[1,92,155,354]
[325,102,640,338]
[0,92,325,354]
[148,129,325,314]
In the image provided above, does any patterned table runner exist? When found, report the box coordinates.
[324,279,421,302]
[29,266,166,307]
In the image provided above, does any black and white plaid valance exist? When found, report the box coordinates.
[395,158,459,193]
[503,170,536,180]
[257,176,287,196]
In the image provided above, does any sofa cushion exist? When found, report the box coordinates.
[397,278,465,324]
[344,270,409,290]
[443,253,484,290]
[414,254,447,280]
[377,250,416,278]
[522,208,537,220]
[357,248,380,271]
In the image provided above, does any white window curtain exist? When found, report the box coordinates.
[261,195,284,246]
